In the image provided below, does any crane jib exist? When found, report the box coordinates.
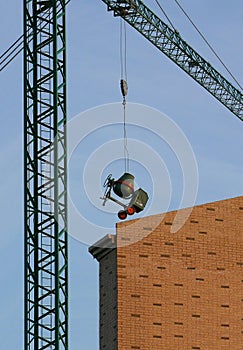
[102,0,243,121]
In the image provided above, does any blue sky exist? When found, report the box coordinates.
[0,0,242,348]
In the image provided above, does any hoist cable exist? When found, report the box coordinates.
[173,0,242,90]
[120,18,128,81]
[120,18,129,172]
[0,0,71,73]
[154,0,176,31]
[123,20,128,82]
[120,19,124,79]
[123,99,129,172]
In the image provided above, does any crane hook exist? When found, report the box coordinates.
[120,79,128,103]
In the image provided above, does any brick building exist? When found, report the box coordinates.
[89,196,243,350]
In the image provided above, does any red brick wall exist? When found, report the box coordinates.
[116,196,243,350]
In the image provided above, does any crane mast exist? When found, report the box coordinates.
[101,0,243,120]
[24,1,68,349]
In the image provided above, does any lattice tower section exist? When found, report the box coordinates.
[24,1,68,349]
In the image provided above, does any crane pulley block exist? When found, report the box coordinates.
[120,79,128,98]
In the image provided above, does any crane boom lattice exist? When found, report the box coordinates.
[101,0,243,120]
[24,1,68,349]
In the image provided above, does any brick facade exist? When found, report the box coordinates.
[89,196,243,350]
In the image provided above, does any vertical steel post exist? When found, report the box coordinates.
[24,1,68,348]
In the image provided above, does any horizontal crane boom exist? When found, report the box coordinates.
[101,0,243,121]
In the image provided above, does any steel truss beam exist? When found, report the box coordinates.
[24,1,68,349]
[101,0,242,120]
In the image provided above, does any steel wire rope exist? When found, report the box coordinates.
[0,35,24,72]
[153,0,242,90]
[154,0,176,30]
[173,0,242,90]
[120,18,128,82]
[0,34,23,61]
[0,0,71,72]
[120,18,130,173]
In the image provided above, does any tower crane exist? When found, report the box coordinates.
[22,0,242,349]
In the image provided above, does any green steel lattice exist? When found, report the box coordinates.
[24,1,68,349]
[102,0,242,120]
